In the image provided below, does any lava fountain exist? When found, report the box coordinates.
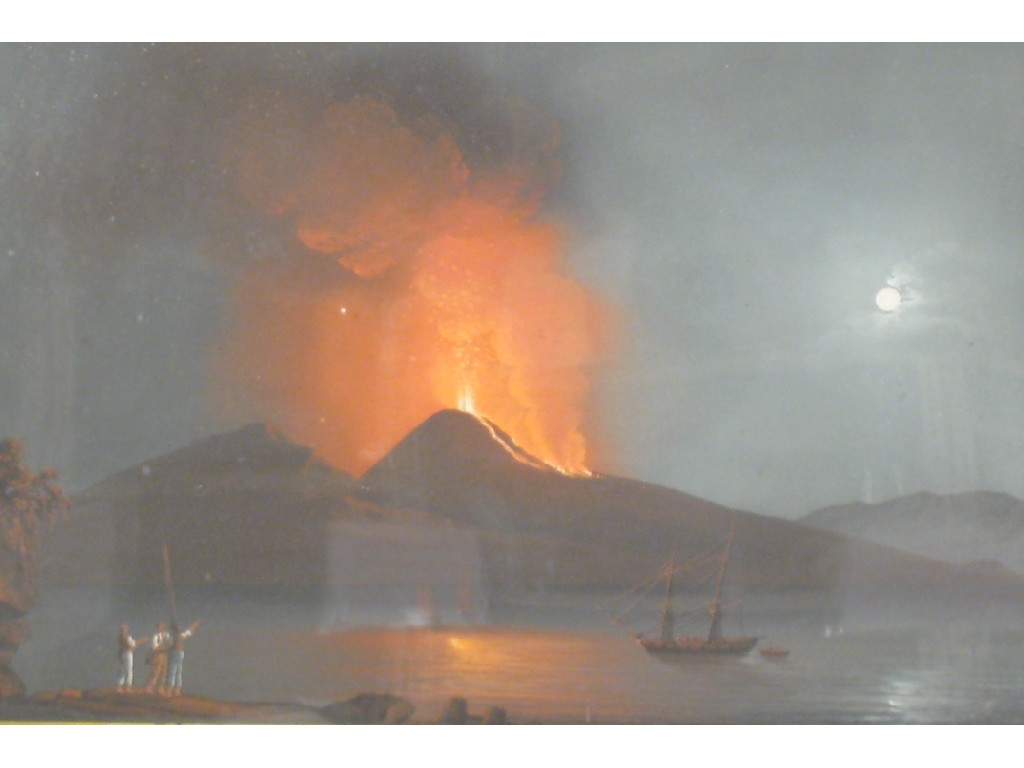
[214,96,610,475]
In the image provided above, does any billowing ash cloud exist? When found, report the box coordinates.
[214,93,611,474]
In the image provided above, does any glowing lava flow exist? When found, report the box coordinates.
[465,408,591,476]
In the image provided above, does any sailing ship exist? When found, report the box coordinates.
[632,522,758,657]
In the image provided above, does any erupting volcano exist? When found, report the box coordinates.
[215,96,609,476]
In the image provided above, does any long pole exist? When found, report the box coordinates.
[150,472,179,628]
[162,540,179,627]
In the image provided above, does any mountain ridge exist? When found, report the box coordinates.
[802,490,1024,575]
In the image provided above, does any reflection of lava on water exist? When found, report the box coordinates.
[215,96,611,476]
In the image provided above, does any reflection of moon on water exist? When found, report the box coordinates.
[875,286,902,312]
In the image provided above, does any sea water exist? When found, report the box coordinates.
[202,624,1024,723]
[13,588,1024,723]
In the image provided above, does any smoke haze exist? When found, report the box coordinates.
[3,44,1024,516]
[216,94,607,473]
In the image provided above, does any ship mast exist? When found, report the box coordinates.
[659,544,677,644]
[707,520,737,642]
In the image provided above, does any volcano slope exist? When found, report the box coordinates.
[361,410,1024,599]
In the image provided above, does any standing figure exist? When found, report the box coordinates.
[166,620,201,696]
[143,621,171,694]
[116,624,148,692]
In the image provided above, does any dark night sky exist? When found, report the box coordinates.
[3,43,1024,517]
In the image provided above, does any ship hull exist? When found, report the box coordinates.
[640,636,759,657]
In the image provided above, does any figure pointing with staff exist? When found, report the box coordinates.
[166,619,201,696]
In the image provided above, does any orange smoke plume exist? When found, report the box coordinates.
[215,96,608,475]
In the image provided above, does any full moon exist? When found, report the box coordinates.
[875,285,902,312]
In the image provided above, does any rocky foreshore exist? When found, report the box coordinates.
[0,688,419,724]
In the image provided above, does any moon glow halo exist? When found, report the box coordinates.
[875,286,902,312]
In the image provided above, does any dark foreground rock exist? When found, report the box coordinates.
[440,695,507,724]
[320,693,415,724]
[0,689,416,724]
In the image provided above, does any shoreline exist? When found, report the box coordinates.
[0,688,418,724]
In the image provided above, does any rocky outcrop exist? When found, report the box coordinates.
[0,546,35,615]
[0,664,26,699]
[0,616,29,666]
[440,695,507,724]
[320,693,415,724]
[0,563,30,674]
[1,518,40,668]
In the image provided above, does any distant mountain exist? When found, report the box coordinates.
[801,491,1024,575]
[361,410,1023,595]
